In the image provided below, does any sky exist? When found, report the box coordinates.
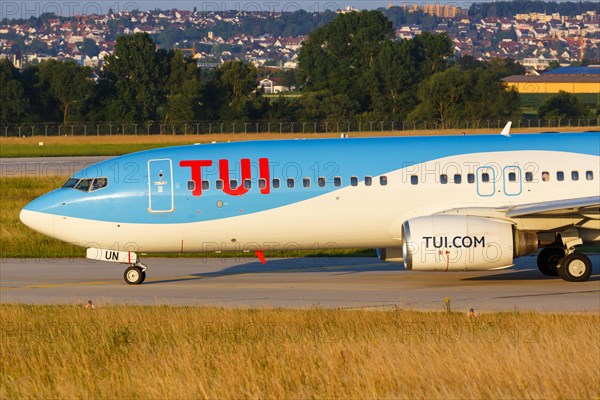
[2,0,481,18]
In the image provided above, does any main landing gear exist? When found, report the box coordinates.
[124,262,147,285]
[537,229,593,282]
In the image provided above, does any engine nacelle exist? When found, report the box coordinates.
[402,215,537,271]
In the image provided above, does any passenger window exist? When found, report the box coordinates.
[272,178,280,189]
[350,176,358,186]
[508,172,516,182]
[187,181,196,191]
[380,176,387,186]
[259,178,266,189]
[318,177,326,187]
[525,172,533,182]
[364,176,372,186]
[334,177,342,187]
[467,173,475,184]
[542,171,550,182]
[287,178,295,188]
[454,174,461,184]
[216,180,224,190]
[572,171,579,181]
[557,171,564,181]
[440,174,448,184]
[303,178,310,188]
[244,179,251,189]
[411,175,418,185]
[230,180,238,190]
[481,173,490,183]
[202,180,210,190]
[586,171,594,180]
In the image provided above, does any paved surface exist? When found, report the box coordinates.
[1,255,599,312]
[0,157,110,177]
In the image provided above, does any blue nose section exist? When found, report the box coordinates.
[21,190,58,213]
[20,192,58,238]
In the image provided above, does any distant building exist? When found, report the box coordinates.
[502,65,600,94]
[258,77,294,94]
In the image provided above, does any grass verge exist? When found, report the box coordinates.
[1,127,596,157]
[1,304,598,399]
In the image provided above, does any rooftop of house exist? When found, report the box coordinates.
[542,66,600,75]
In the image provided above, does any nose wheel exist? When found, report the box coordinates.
[124,264,147,284]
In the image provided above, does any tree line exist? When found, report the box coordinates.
[2,11,594,127]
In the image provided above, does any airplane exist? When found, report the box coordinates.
[20,125,600,285]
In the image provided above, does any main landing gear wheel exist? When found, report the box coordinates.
[537,247,565,276]
[124,266,146,285]
[557,252,592,282]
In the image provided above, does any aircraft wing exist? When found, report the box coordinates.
[505,196,600,219]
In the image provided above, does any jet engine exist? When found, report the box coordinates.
[399,215,538,271]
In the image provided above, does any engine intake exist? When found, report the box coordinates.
[401,215,537,271]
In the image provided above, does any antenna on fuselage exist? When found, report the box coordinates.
[500,121,512,137]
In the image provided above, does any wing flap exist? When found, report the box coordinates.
[506,196,600,218]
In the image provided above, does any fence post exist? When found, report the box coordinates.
[244,122,248,134]
[134,124,138,135]
[83,124,87,136]
[291,122,295,134]
[313,121,317,133]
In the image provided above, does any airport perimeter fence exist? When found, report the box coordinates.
[2,117,599,137]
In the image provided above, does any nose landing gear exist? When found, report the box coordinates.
[124,262,147,285]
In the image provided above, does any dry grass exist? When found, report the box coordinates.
[1,126,596,146]
[2,126,596,157]
[0,304,598,399]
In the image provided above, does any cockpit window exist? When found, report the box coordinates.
[75,179,93,191]
[91,177,108,191]
[62,178,80,188]
[67,177,108,192]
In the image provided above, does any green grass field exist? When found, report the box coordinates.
[1,304,598,399]
[2,127,597,158]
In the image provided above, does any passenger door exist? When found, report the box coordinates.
[148,159,174,213]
